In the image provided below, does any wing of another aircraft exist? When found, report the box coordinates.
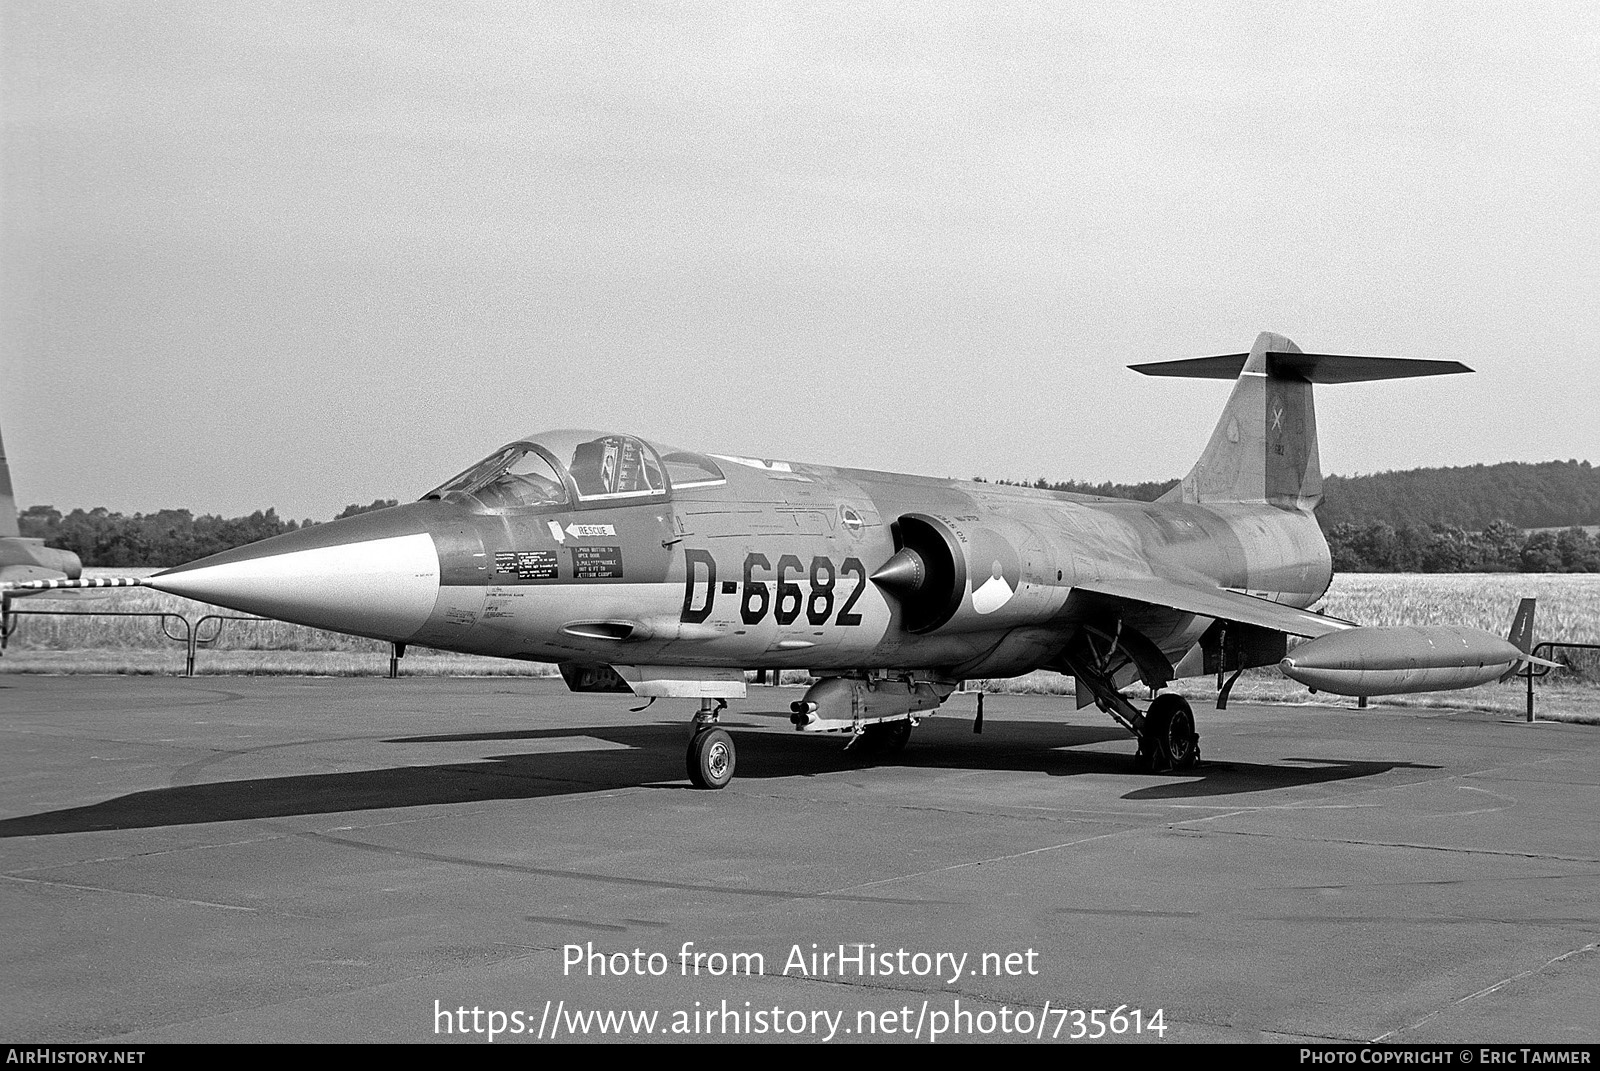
[0,424,85,591]
[1072,576,1357,638]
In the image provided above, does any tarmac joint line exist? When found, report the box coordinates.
[1372,939,1600,1042]
[299,830,944,906]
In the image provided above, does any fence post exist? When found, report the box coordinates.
[1527,661,1535,723]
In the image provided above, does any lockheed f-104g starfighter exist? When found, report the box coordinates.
[8,332,1554,788]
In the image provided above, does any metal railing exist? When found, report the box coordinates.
[1,597,405,678]
[2,606,195,664]
[6,595,1592,706]
[1522,641,1600,723]
[188,613,284,676]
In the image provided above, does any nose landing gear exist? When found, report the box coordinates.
[687,698,735,789]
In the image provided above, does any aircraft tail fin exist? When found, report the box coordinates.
[1132,332,1471,511]
[1506,597,1536,653]
[0,425,19,538]
[1499,597,1538,682]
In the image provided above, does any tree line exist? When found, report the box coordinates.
[1325,520,1598,573]
[20,458,1600,572]
[980,459,1600,573]
[18,500,399,569]
[1318,460,1599,531]
[983,460,1599,530]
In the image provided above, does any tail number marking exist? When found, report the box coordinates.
[682,552,866,627]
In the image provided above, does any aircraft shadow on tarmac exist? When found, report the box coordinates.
[0,715,1437,837]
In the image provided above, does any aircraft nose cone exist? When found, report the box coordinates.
[148,504,444,641]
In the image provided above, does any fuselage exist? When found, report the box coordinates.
[149,431,1332,683]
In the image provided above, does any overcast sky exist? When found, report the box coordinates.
[4,2,1596,521]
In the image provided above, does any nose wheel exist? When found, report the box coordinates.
[687,727,735,789]
[686,698,735,789]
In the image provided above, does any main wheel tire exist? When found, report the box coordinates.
[857,719,913,757]
[1144,693,1199,772]
[687,727,736,789]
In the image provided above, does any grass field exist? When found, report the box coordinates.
[4,571,1596,722]
[1317,573,1599,642]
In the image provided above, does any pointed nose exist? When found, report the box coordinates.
[871,547,928,596]
[149,503,445,641]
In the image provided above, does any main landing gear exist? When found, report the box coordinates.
[1067,653,1200,774]
[687,698,735,789]
[1133,693,1200,773]
[1064,620,1203,773]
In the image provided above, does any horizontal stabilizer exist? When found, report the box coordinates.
[1131,352,1472,383]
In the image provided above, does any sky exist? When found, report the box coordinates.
[3,1,1596,521]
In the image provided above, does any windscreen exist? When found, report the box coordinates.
[422,444,569,510]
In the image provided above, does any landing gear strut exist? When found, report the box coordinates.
[1066,646,1200,774]
[686,698,735,789]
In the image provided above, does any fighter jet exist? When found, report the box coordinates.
[5,332,1554,787]
[0,426,83,588]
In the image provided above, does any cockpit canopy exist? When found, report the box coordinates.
[422,430,724,511]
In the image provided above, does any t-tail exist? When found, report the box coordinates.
[1131,332,1472,511]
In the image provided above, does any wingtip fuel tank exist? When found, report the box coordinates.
[1279,626,1540,698]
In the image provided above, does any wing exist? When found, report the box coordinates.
[1073,576,1355,638]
